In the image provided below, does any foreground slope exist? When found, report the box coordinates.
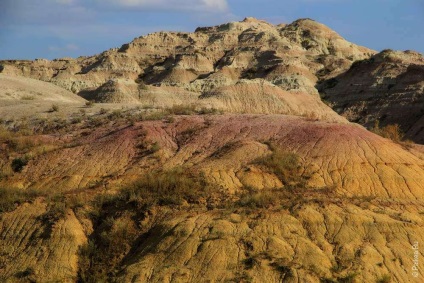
[1,114,423,282]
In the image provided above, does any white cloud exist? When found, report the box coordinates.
[100,0,229,12]
[48,43,79,52]
[53,0,75,4]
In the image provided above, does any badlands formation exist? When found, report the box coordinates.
[0,18,424,283]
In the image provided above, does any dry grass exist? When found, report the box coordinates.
[371,121,404,143]
[0,187,41,213]
[254,144,302,186]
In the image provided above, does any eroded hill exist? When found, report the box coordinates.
[0,18,373,116]
[1,113,424,282]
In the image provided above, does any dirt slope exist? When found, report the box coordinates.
[0,74,87,120]
[117,204,424,283]
[0,200,86,283]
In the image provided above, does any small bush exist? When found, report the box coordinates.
[15,267,35,279]
[371,121,404,143]
[115,167,211,207]
[21,95,35,100]
[141,111,170,121]
[238,190,279,209]
[11,157,28,172]
[149,141,161,153]
[255,145,301,185]
[167,104,197,115]
[99,108,108,115]
[376,274,391,283]
[107,110,124,121]
[49,104,59,112]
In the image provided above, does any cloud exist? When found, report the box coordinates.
[100,0,229,12]
[0,0,94,26]
[53,0,75,4]
[48,43,79,52]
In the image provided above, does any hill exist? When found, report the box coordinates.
[0,18,423,283]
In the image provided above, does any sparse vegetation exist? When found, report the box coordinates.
[21,95,35,100]
[49,104,59,112]
[149,141,161,153]
[99,108,108,115]
[371,121,404,143]
[0,187,40,213]
[77,167,214,282]
[376,274,391,283]
[85,100,94,107]
[11,157,29,172]
[238,189,279,209]
[115,167,212,207]
[321,273,357,283]
[254,144,302,186]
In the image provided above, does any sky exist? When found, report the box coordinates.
[0,0,423,60]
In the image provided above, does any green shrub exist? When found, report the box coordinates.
[141,111,170,121]
[149,141,161,153]
[21,95,35,100]
[99,108,108,115]
[121,167,210,206]
[167,104,197,115]
[107,110,124,121]
[11,157,28,172]
[238,190,279,209]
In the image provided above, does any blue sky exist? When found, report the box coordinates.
[0,0,423,60]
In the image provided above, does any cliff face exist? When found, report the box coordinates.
[319,50,424,143]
